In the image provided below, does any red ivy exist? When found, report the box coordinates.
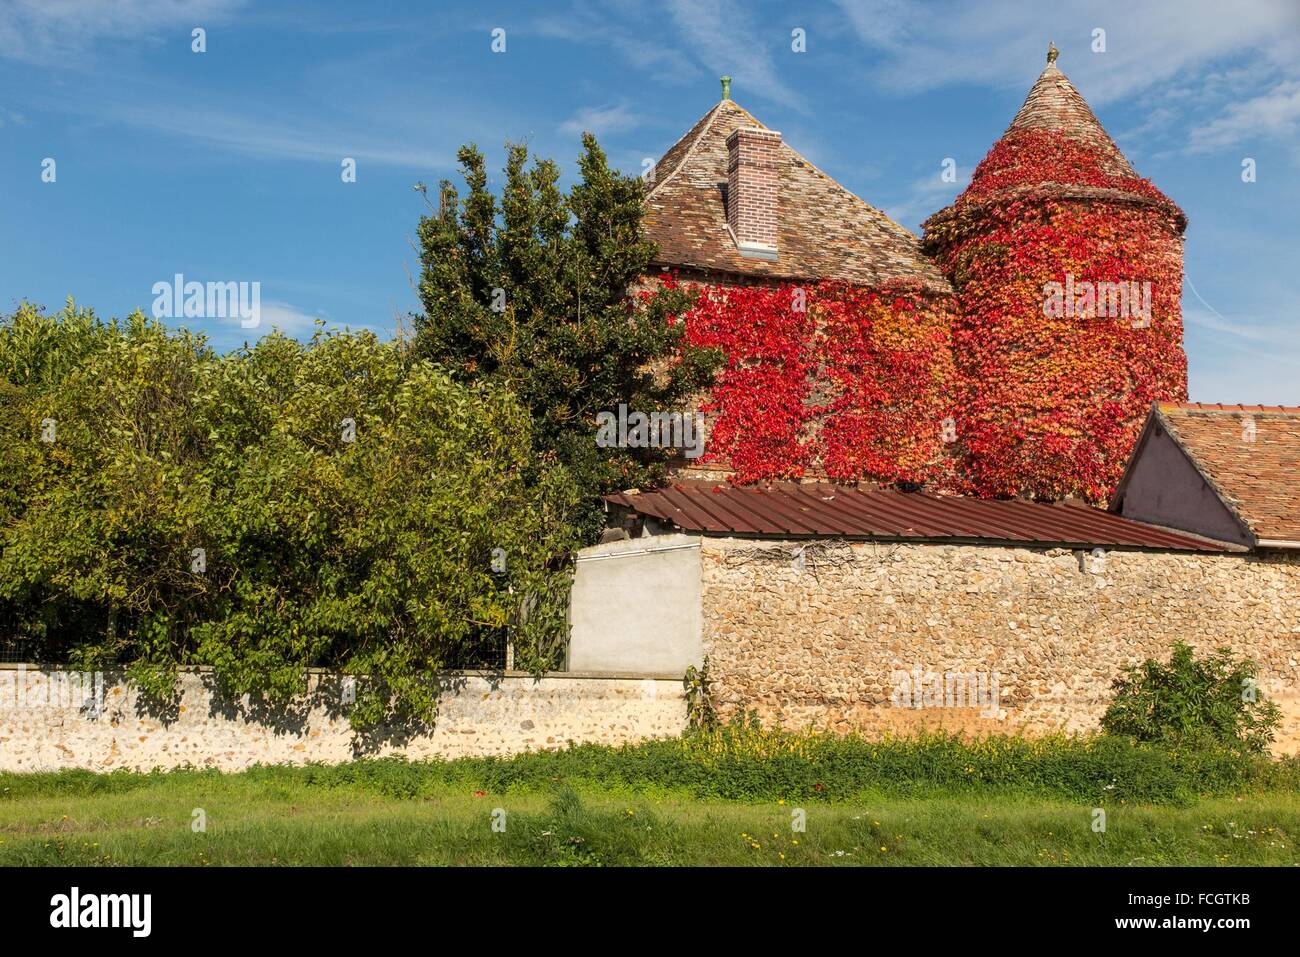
[685,283,817,481]
[683,280,957,486]
[931,131,1188,502]
[938,201,1186,501]
[961,127,1174,207]
[648,131,1187,504]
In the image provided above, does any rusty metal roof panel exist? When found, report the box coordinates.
[783,484,881,535]
[606,482,1235,552]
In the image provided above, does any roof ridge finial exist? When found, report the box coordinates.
[1047,41,1059,65]
[720,75,732,101]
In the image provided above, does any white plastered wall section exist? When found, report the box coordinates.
[568,533,704,675]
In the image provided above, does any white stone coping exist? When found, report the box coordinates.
[0,663,685,681]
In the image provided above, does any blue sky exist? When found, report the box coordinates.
[2,0,1298,402]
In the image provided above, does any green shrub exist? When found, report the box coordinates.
[682,657,718,731]
[1101,642,1282,754]
[413,136,720,542]
[0,302,582,727]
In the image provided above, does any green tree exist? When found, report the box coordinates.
[0,302,580,727]
[413,135,720,539]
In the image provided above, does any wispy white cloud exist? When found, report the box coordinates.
[1183,308,1300,404]
[107,100,455,169]
[667,0,805,111]
[186,299,381,353]
[832,0,1300,158]
[833,0,1299,99]
[255,300,381,344]
[560,103,647,138]
[528,0,799,108]
[258,300,329,337]
[1182,286,1300,404]
[1188,79,1300,152]
[1180,293,1300,403]
[0,2,497,172]
[1184,307,1282,346]
[531,6,702,81]
[883,167,970,231]
[0,0,247,61]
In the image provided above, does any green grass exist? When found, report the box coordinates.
[0,777,1296,866]
[1,731,1298,865]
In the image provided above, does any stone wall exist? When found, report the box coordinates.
[0,668,687,773]
[700,537,1300,752]
[10,538,1298,770]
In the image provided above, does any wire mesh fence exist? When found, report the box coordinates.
[0,638,33,665]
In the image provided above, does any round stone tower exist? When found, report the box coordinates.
[923,45,1188,502]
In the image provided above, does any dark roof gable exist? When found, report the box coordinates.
[1112,403,1300,546]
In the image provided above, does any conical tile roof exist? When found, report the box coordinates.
[1002,44,1137,178]
[923,45,1184,237]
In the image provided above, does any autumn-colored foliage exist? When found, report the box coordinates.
[664,129,1187,503]
[926,128,1188,502]
[958,127,1171,204]
[683,280,957,485]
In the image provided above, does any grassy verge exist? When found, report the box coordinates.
[1,783,1296,866]
[2,730,1297,866]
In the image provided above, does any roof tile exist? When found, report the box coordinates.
[643,100,951,291]
[1156,405,1300,543]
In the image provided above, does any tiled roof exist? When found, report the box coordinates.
[1005,58,1136,178]
[1151,403,1300,544]
[1173,402,1300,414]
[643,99,952,292]
[922,50,1184,236]
[608,481,1230,552]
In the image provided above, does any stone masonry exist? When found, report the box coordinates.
[700,537,1300,752]
[0,669,687,773]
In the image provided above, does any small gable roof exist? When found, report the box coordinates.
[1113,403,1300,546]
[643,99,951,292]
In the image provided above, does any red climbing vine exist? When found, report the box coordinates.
[647,129,1187,504]
[683,282,816,482]
[682,280,957,486]
[926,128,1188,502]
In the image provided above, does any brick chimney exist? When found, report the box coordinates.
[726,127,781,261]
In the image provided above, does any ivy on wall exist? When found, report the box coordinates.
[926,128,1188,502]
[681,280,957,486]
[666,128,1188,504]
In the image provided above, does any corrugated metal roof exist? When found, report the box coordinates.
[607,482,1234,552]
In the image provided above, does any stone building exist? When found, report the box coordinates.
[643,45,1189,502]
[572,51,1299,746]
[570,453,1300,749]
